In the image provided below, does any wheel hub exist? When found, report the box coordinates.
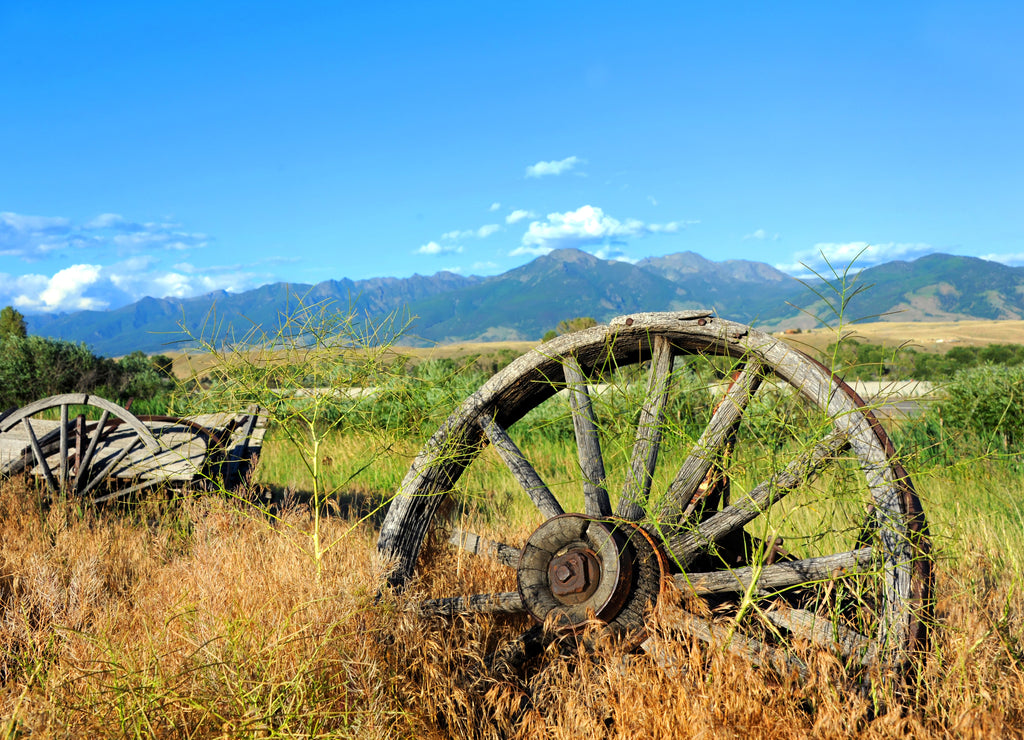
[548,548,600,601]
[517,514,664,633]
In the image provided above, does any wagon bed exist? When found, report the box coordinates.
[0,395,267,499]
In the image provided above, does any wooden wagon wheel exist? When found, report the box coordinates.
[378,312,931,675]
[0,393,163,498]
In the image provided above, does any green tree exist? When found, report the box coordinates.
[543,316,598,340]
[556,316,597,335]
[0,335,105,409]
[0,306,27,339]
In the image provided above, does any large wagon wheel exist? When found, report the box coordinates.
[378,312,931,676]
[0,393,163,498]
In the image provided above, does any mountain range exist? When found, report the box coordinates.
[24,250,1024,356]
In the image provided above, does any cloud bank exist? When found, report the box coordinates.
[417,241,463,256]
[511,205,690,257]
[0,210,207,260]
[0,211,277,313]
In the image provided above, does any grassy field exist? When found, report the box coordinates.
[3,421,1024,737]
[6,322,1024,737]
[164,318,1024,382]
[778,319,1024,355]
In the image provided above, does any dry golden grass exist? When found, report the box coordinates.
[163,342,537,382]
[779,320,1024,355]
[161,318,1024,382]
[2,465,1024,739]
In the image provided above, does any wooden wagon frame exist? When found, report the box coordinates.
[0,393,267,502]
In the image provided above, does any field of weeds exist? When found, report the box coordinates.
[5,306,1024,738]
[2,440,1024,738]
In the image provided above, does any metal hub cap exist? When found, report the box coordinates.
[517,514,636,628]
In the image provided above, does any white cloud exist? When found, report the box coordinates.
[476,223,500,238]
[775,242,935,276]
[488,202,501,212]
[506,209,536,224]
[525,156,583,178]
[647,196,659,206]
[0,210,207,260]
[417,241,463,256]
[472,261,500,272]
[7,264,107,312]
[980,252,1024,266]
[744,228,780,241]
[1,257,275,314]
[515,205,689,255]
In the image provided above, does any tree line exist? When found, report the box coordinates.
[0,306,175,412]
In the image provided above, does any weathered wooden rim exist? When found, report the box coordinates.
[0,393,162,453]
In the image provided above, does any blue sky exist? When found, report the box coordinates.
[1,1,1022,314]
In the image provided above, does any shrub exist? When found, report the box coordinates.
[939,364,1024,452]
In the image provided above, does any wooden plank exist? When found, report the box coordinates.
[221,409,260,486]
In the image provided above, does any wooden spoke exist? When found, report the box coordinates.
[449,528,521,569]
[678,548,875,595]
[563,356,612,517]
[765,607,877,663]
[59,404,69,486]
[479,415,563,520]
[646,609,808,680]
[21,418,57,491]
[78,437,144,499]
[658,359,764,521]
[418,592,526,616]
[618,334,674,521]
[75,409,111,493]
[666,430,850,567]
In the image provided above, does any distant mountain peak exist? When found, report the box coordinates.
[637,252,789,283]
[24,250,1023,355]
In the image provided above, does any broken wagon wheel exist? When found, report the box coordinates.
[377,311,931,677]
[0,393,163,498]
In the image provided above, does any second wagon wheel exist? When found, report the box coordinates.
[0,393,163,498]
[378,312,931,676]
